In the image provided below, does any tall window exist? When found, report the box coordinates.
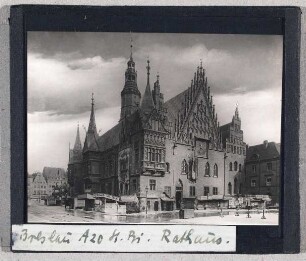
[110,157,114,176]
[151,148,155,161]
[213,164,218,177]
[228,182,232,195]
[251,179,256,187]
[148,148,151,161]
[234,161,238,171]
[266,177,272,186]
[267,162,272,171]
[164,186,171,197]
[205,162,210,177]
[181,160,188,174]
[252,165,256,173]
[131,179,137,193]
[91,162,99,174]
[149,179,156,191]
[239,164,242,172]
[234,178,238,194]
[166,162,170,172]
[189,186,196,197]
[229,162,233,171]
[134,142,139,168]
[204,186,209,196]
[156,149,161,163]
[213,187,218,195]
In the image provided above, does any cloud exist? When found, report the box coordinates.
[28,53,126,115]
[214,88,281,146]
[28,106,120,173]
[67,56,104,70]
[28,33,282,116]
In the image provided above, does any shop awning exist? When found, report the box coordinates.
[120,195,139,203]
[77,193,95,200]
[198,195,228,201]
[93,193,120,201]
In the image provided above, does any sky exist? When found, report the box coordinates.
[27,32,283,174]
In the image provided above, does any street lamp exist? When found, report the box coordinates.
[145,185,148,215]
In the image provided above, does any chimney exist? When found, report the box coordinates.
[263,140,268,148]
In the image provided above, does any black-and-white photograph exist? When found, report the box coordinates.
[27,32,282,225]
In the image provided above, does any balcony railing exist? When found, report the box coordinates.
[143,161,165,170]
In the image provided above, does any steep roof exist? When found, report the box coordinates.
[163,89,187,124]
[83,94,100,152]
[73,124,82,151]
[42,167,66,182]
[141,83,155,113]
[246,142,280,162]
[97,123,121,152]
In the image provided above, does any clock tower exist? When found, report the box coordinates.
[120,42,141,120]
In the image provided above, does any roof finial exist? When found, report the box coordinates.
[235,102,239,118]
[91,92,94,106]
[157,71,159,82]
[146,58,150,86]
[130,31,133,59]
[200,59,203,69]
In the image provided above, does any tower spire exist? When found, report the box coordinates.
[83,93,99,152]
[146,58,150,86]
[235,102,239,117]
[141,58,155,114]
[73,122,82,150]
[130,31,133,60]
[88,93,97,135]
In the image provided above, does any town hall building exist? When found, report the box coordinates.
[68,45,247,211]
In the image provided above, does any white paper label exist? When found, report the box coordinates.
[12,224,236,252]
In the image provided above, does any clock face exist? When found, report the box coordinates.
[196,140,208,157]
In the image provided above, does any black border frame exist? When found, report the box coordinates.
[10,5,301,254]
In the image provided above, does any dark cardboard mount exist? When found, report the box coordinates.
[9,5,301,254]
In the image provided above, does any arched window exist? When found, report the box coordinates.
[229,162,233,171]
[181,160,188,174]
[213,164,218,177]
[234,178,238,194]
[234,161,238,171]
[228,182,232,195]
[166,162,170,172]
[239,164,242,172]
[205,162,210,177]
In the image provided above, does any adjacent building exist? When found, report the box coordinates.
[28,167,67,199]
[68,46,248,212]
[244,140,281,205]
[220,108,247,197]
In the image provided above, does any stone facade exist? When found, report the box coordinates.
[28,167,67,199]
[68,48,247,211]
[244,141,280,204]
[220,109,247,196]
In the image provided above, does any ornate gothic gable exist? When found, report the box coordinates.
[164,65,222,150]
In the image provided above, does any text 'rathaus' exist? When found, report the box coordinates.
[68,45,278,213]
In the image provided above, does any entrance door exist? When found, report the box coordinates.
[154,201,159,211]
[176,191,182,209]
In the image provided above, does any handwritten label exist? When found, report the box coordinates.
[12,224,236,252]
